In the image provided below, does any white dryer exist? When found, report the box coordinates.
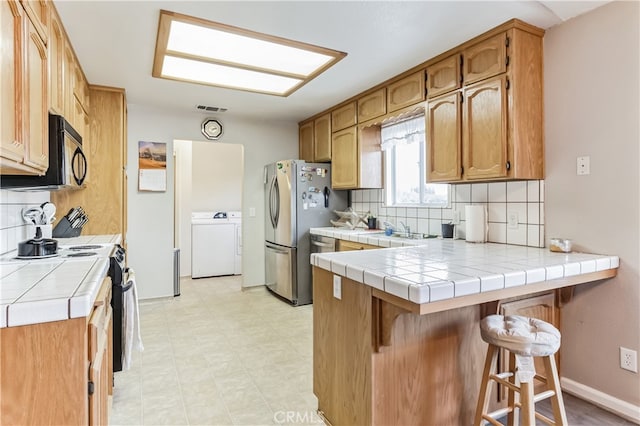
[191,212,238,278]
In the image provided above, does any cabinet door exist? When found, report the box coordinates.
[426,54,461,99]
[426,92,461,182]
[23,15,48,172]
[0,0,25,166]
[19,0,47,42]
[48,8,64,115]
[463,32,507,85]
[331,102,357,132]
[387,71,425,112]
[357,89,386,122]
[63,41,75,120]
[331,126,358,189]
[299,121,314,162]
[462,76,508,180]
[88,304,112,426]
[313,113,331,162]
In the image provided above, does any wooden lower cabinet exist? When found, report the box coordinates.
[0,277,113,425]
[312,268,562,425]
[337,239,378,251]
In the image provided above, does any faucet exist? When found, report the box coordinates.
[399,221,411,236]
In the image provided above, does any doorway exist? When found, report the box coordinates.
[174,139,244,278]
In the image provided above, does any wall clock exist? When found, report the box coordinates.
[201,118,223,140]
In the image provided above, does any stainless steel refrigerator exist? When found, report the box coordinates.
[264,160,347,305]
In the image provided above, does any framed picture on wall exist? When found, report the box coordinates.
[138,141,167,192]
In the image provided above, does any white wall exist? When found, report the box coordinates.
[191,142,243,212]
[127,104,297,299]
[0,190,50,255]
[544,0,639,409]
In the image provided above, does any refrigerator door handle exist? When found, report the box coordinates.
[268,175,277,229]
[273,176,280,227]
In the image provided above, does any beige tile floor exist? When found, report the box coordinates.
[110,275,321,425]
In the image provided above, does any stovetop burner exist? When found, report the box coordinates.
[68,245,103,250]
[66,252,97,257]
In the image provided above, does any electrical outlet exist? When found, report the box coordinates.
[333,275,342,300]
[249,207,256,217]
[620,347,638,373]
[508,211,519,229]
[452,210,461,225]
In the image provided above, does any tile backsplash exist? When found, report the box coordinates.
[350,181,545,248]
[0,190,50,255]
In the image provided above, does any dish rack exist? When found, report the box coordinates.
[330,208,368,230]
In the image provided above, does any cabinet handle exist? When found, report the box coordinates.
[88,381,95,395]
[506,56,510,67]
[506,161,511,171]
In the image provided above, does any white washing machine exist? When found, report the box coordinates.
[191,211,242,278]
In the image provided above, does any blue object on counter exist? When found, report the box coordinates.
[385,227,393,236]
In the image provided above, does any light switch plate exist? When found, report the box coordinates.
[577,156,590,175]
[333,275,342,300]
[508,211,519,229]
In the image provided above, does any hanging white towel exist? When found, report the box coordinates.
[122,268,144,370]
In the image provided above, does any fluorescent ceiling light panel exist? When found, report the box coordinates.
[153,10,346,96]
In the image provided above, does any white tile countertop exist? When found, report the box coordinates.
[310,227,436,248]
[0,234,121,328]
[309,238,619,306]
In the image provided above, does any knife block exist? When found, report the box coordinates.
[52,216,83,238]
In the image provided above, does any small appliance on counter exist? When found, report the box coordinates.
[53,206,89,238]
[17,227,58,258]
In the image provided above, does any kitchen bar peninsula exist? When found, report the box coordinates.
[310,240,618,425]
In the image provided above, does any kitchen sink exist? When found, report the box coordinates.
[390,232,438,240]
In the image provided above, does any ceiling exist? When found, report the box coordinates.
[54,1,608,123]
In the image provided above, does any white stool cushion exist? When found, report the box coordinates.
[480,315,561,357]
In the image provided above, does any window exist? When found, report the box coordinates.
[382,116,449,207]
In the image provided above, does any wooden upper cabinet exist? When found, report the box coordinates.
[48,7,64,115]
[63,41,75,121]
[426,92,461,182]
[463,32,507,85]
[1,0,49,175]
[23,14,48,172]
[462,75,508,180]
[19,0,47,43]
[387,71,425,112]
[0,0,26,169]
[357,89,386,122]
[299,121,314,162]
[313,113,331,162]
[331,126,358,188]
[331,102,357,132]
[426,54,461,99]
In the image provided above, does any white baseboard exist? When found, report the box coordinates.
[561,377,640,424]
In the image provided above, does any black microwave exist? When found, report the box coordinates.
[1,114,87,190]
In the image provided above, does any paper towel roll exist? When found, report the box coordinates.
[466,205,487,243]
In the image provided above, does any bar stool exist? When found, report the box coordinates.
[474,315,568,426]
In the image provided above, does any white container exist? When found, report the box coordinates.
[465,205,487,243]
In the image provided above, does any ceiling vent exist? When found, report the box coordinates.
[196,105,228,113]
